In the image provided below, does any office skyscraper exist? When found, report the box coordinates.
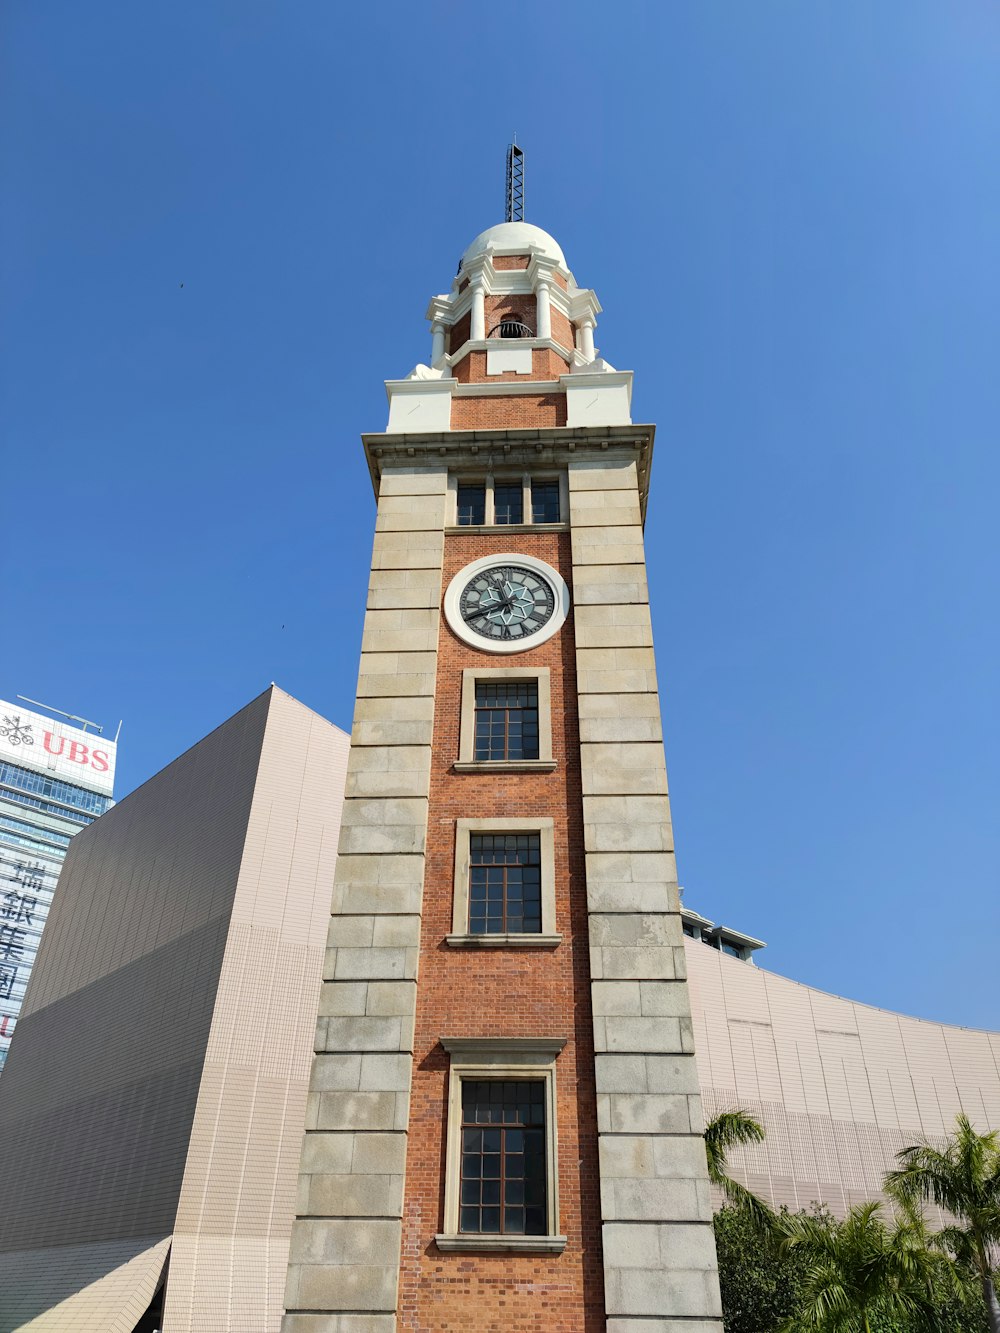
[0,697,118,1074]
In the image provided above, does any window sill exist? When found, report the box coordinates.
[446,933,562,949]
[435,1233,567,1254]
[453,760,557,774]
[445,523,569,535]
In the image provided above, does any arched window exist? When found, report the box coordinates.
[489,317,533,340]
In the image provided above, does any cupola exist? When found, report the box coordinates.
[384,149,633,434]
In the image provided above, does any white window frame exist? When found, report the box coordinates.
[454,667,556,773]
[436,1035,567,1254]
[447,817,560,949]
[447,472,568,530]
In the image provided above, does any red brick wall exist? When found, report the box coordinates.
[449,311,472,357]
[452,347,569,386]
[492,254,530,271]
[551,308,575,352]
[485,292,537,338]
[451,394,567,430]
[397,531,604,1332]
[534,346,571,379]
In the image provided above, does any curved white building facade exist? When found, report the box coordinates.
[685,931,1000,1218]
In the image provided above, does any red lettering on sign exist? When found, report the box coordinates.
[40,730,110,775]
[0,1015,14,1038]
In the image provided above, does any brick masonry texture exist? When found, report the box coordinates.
[491,255,530,271]
[484,292,536,336]
[397,531,606,1333]
[452,347,570,385]
[451,394,567,430]
[448,311,471,356]
[550,307,575,352]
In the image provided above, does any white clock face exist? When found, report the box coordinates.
[444,554,570,654]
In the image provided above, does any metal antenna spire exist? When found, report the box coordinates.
[505,137,524,222]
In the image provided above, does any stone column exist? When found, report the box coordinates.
[282,464,447,1333]
[569,455,723,1333]
[535,275,552,341]
[430,320,446,367]
[470,280,486,341]
[579,317,596,362]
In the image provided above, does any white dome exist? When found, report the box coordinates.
[460,222,566,270]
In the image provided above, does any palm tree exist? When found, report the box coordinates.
[886,1113,1000,1333]
[776,1200,944,1333]
[704,1109,774,1228]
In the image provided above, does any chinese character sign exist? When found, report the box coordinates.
[0,850,63,1066]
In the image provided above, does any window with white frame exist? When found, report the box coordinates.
[447,817,559,948]
[450,474,566,528]
[454,668,555,773]
[474,680,539,761]
[436,1036,567,1253]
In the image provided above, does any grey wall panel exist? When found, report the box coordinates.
[0,687,350,1333]
[0,919,227,1248]
[686,940,1000,1220]
[0,691,271,1254]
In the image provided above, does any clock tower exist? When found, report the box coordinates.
[283,208,724,1331]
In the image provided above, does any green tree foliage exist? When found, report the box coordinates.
[713,1203,813,1333]
[708,1108,993,1332]
[715,1201,988,1332]
[886,1114,1000,1333]
[704,1109,775,1228]
[776,1199,951,1332]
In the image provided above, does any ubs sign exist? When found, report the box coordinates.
[0,699,117,795]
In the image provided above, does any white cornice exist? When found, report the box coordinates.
[452,379,562,397]
[383,376,457,402]
[426,249,587,329]
[445,337,573,367]
[361,423,657,520]
[568,287,602,322]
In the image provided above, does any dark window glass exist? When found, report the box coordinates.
[457,484,486,526]
[0,762,110,817]
[531,481,560,524]
[459,1080,546,1235]
[468,832,541,935]
[473,681,539,762]
[493,483,523,525]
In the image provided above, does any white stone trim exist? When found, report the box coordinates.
[437,1035,566,1252]
[486,344,533,376]
[457,667,553,766]
[443,553,570,655]
[451,376,563,397]
[449,816,558,947]
[385,377,456,432]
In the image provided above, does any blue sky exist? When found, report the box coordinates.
[2,1,998,1027]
